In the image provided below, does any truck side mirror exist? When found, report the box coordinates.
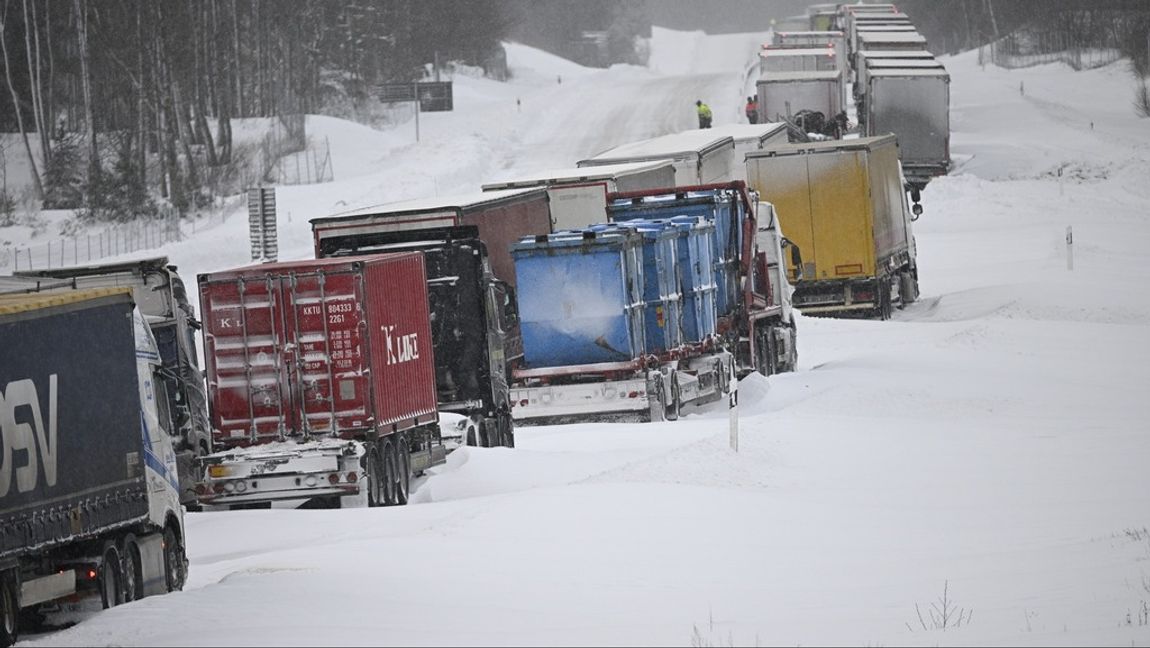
[912,203,923,217]
[788,243,803,270]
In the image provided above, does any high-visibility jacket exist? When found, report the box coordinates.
[697,103,712,120]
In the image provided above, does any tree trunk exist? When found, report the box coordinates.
[0,0,44,198]
[22,0,49,171]
[74,0,98,184]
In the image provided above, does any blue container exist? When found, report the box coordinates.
[511,229,646,368]
[612,220,683,354]
[609,189,745,317]
[670,216,717,343]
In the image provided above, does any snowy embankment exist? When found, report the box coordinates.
[9,27,1150,648]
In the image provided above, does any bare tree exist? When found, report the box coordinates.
[0,0,43,198]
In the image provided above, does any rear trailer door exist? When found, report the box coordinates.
[200,255,436,447]
[807,150,875,280]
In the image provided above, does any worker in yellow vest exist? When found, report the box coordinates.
[696,100,713,129]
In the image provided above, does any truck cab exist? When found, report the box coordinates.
[12,258,210,506]
[315,226,517,448]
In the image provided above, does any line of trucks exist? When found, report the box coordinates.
[756,2,951,194]
[0,12,928,639]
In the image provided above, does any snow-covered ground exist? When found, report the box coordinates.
[7,24,1150,648]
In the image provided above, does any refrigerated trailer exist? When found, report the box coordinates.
[1,289,187,647]
[195,254,446,509]
[577,131,736,187]
[481,160,677,231]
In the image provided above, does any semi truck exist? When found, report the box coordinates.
[311,223,517,449]
[756,70,845,127]
[10,258,210,507]
[696,124,791,181]
[577,132,736,187]
[481,160,677,231]
[745,135,919,319]
[312,188,552,291]
[854,49,939,87]
[508,182,799,424]
[1,288,188,647]
[861,67,952,191]
[194,254,446,510]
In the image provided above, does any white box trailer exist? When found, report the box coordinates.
[577,132,736,187]
[857,57,944,95]
[482,160,677,231]
[854,31,929,74]
[760,47,840,74]
[757,70,844,125]
[696,123,791,181]
[854,48,939,84]
[771,30,847,62]
[862,67,951,190]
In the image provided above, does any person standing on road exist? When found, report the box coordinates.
[745,96,759,124]
[696,100,713,129]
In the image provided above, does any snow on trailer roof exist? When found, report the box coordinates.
[0,286,131,315]
[858,49,939,59]
[580,131,735,165]
[746,133,897,157]
[866,59,945,69]
[198,253,423,281]
[760,47,837,58]
[858,32,928,45]
[774,30,844,38]
[313,187,547,223]
[869,68,951,79]
[0,275,73,295]
[481,160,676,190]
[855,24,917,31]
[851,12,911,21]
[693,123,789,145]
[757,70,843,82]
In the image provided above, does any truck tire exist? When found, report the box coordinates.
[666,372,681,421]
[381,441,399,506]
[163,526,187,592]
[100,543,124,609]
[395,437,411,506]
[121,534,144,602]
[0,573,17,648]
[365,448,384,508]
[498,413,515,448]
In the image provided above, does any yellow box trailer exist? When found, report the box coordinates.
[744,134,918,319]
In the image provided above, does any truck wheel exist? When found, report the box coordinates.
[647,374,667,423]
[163,527,187,592]
[499,413,515,448]
[396,437,411,506]
[100,544,124,609]
[381,441,399,506]
[365,448,384,508]
[121,535,144,602]
[0,573,17,648]
[665,372,681,421]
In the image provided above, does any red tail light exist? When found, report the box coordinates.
[328,473,340,485]
[346,472,358,483]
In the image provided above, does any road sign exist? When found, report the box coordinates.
[378,83,417,103]
[417,81,453,112]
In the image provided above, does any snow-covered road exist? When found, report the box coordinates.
[12,24,1150,648]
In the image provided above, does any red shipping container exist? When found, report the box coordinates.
[198,253,437,449]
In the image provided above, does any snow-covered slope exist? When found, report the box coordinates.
[11,30,1150,648]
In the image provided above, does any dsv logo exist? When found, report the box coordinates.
[381,325,420,365]
[0,375,59,497]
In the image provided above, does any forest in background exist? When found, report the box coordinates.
[1,0,1147,226]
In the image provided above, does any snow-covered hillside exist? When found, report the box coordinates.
[9,25,1150,648]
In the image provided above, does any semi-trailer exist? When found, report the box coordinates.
[1,288,188,646]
